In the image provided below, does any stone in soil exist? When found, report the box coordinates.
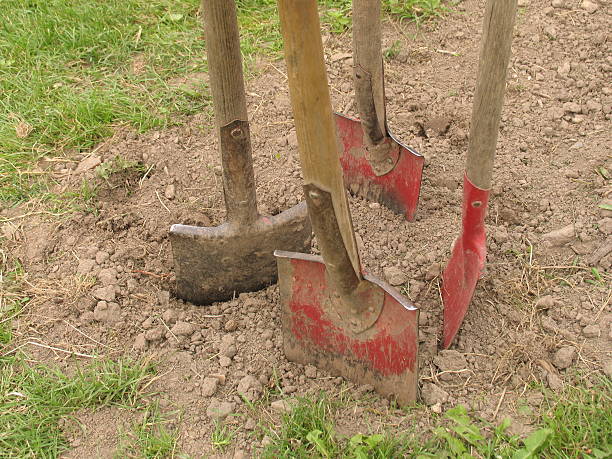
[582,324,600,338]
[93,301,121,323]
[206,399,235,420]
[382,266,407,286]
[270,399,294,414]
[546,372,563,391]
[200,377,219,397]
[75,156,101,173]
[93,285,116,302]
[224,319,239,332]
[542,224,575,247]
[421,383,449,406]
[580,0,599,13]
[220,334,237,358]
[171,321,195,336]
[552,346,576,370]
[161,308,178,324]
[76,259,95,275]
[133,333,147,351]
[535,295,555,310]
[237,375,263,402]
[603,361,612,378]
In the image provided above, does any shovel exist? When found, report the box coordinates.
[275,0,419,404]
[169,0,311,305]
[442,0,518,348]
[334,0,424,220]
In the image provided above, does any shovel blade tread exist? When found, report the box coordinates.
[335,113,424,221]
[276,250,419,405]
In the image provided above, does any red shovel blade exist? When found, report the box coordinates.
[275,250,419,404]
[441,175,490,349]
[334,113,424,221]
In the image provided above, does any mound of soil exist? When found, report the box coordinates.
[2,0,610,457]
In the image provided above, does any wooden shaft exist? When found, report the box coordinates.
[202,0,258,225]
[353,0,386,145]
[466,0,517,189]
[278,0,361,278]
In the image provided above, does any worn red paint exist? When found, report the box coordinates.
[287,257,417,375]
[441,175,490,349]
[334,113,423,221]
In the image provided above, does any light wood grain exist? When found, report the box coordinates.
[201,0,258,224]
[467,0,518,189]
[278,0,361,277]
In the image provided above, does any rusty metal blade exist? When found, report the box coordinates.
[335,113,424,221]
[170,203,310,305]
[275,250,419,404]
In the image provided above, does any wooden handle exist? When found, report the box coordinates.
[353,0,386,145]
[278,0,361,278]
[466,0,518,189]
[202,0,258,225]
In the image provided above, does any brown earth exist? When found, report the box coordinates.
[2,0,611,457]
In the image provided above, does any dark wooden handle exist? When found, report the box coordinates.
[202,0,258,225]
[353,0,386,145]
[466,0,518,189]
[278,0,362,280]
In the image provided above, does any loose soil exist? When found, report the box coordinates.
[2,0,610,457]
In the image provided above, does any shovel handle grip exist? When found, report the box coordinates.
[466,0,518,189]
[353,0,386,145]
[202,0,258,225]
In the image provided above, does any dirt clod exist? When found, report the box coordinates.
[421,383,449,406]
[382,266,407,286]
[92,285,116,302]
[542,224,575,247]
[582,324,600,338]
[206,399,235,420]
[552,346,577,370]
[200,377,219,397]
[171,321,196,336]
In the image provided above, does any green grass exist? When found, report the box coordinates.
[0,0,447,205]
[539,377,612,458]
[262,394,411,458]
[0,357,155,458]
[115,402,179,459]
[261,379,612,458]
[0,0,208,203]
[211,419,235,451]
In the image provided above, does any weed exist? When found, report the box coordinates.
[211,420,234,451]
[0,357,154,458]
[96,155,147,181]
[384,40,403,60]
[262,395,339,458]
[116,403,178,459]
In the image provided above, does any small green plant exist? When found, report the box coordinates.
[211,420,234,451]
[95,155,147,181]
[384,40,402,60]
[262,394,338,458]
[116,403,178,459]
